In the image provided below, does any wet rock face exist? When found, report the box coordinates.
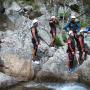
[36,70,64,82]
[1,54,34,81]
[0,7,5,14]
[36,46,78,82]
[78,56,90,85]
[0,15,9,31]
[28,10,43,19]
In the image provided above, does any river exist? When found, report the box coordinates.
[2,82,89,90]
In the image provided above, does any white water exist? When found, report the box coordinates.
[25,82,89,90]
[55,84,87,90]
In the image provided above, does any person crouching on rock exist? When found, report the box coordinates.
[67,30,76,72]
[77,29,88,65]
[31,19,40,61]
[49,16,59,47]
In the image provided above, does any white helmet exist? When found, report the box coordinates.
[51,16,56,19]
[71,15,76,19]
[69,30,73,35]
[32,19,38,24]
[80,29,84,33]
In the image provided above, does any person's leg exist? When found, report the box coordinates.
[68,53,73,71]
[84,51,88,60]
[83,44,88,60]
[78,50,83,65]
[32,39,37,61]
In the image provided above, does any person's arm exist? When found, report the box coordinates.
[77,22,80,32]
[54,18,59,25]
[49,19,53,24]
[64,23,70,32]
[68,39,74,53]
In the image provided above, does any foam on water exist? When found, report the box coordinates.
[56,84,87,90]
[49,83,87,90]
[46,83,88,90]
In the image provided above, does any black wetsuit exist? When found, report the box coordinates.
[67,36,76,69]
[31,26,40,49]
[49,20,57,37]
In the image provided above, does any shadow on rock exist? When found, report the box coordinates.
[35,71,64,83]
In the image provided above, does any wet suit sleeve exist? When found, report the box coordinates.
[64,23,70,32]
[68,39,74,52]
[77,22,80,32]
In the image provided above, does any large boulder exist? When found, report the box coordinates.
[78,55,90,85]
[1,54,34,81]
[36,46,79,82]
[0,72,17,88]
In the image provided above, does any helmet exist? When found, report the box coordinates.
[32,19,38,25]
[69,30,73,35]
[51,16,56,19]
[71,15,76,19]
[80,29,84,33]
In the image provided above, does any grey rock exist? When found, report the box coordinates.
[0,72,17,88]
[78,55,90,84]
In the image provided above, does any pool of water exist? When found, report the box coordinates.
[5,82,89,90]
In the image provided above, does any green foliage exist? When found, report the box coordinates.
[80,21,89,27]
[55,36,63,47]
[62,33,67,43]
[70,4,80,13]
[59,12,69,20]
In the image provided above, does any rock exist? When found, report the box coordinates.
[0,72,17,88]
[47,47,56,57]
[36,70,64,82]
[78,55,90,85]
[24,82,53,90]
[36,46,79,82]
[24,5,33,11]
[28,10,43,19]
[1,54,34,81]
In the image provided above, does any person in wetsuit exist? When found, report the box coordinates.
[64,15,80,47]
[49,16,59,47]
[67,30,76,72]
[77,29,88,65]
[31,19,40,61]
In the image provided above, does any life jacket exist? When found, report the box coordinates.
[67,36,76,52]
[69,21,78,32]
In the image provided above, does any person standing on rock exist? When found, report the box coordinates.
[67,30,76,72]
[31,19,40,62]
[49,16,59,47]
[77,29,88,65]
[64,15,80,47]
